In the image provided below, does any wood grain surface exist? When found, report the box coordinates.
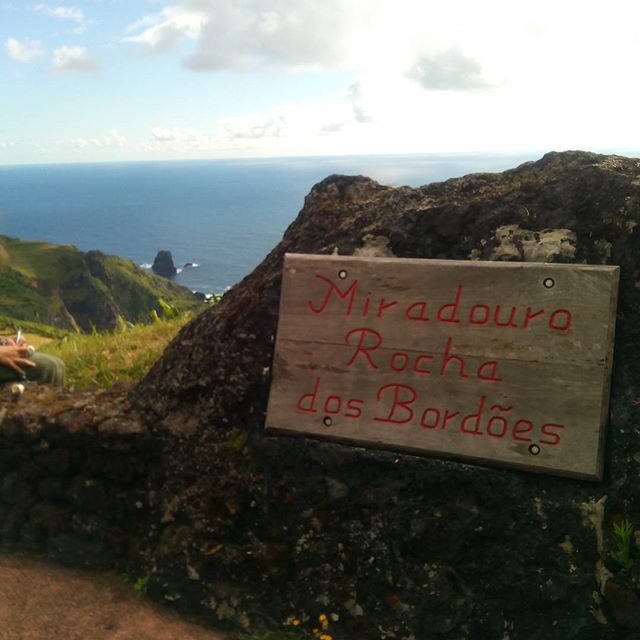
[266,254,620,480]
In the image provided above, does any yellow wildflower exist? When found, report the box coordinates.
[319,613,329,629]
[291,618,301,627]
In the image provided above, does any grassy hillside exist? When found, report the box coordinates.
[0,235,202,333]
[2,237,86,287]
[0,264,70,326]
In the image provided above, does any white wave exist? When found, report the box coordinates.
[140,263,152,269]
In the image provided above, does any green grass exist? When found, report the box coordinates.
[0,314,68,340]
[1,234,213,387]
[0,267,67,321]
[0,236,85,287]
[610,519,635,572]
[43,314,191,389]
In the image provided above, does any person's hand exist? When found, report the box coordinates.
[0,345,35,377]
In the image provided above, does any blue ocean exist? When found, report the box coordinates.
[0,153,537,294]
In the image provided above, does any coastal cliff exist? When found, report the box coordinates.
[0,236,201,332]
[3,151,640,639]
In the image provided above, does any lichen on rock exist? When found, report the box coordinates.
[486,224,577,262]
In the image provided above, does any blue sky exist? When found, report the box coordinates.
[2,0,640,165]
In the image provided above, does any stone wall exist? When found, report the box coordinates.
[0,386,151,570]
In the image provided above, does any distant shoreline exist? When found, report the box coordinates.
[0,152,549,293]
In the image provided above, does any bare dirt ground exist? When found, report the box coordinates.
[0,554,231,640]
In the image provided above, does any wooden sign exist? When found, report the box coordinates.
[265,254,619,480]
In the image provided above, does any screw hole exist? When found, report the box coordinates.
[543,277,555,289]
[323,416,333,427]
[528,444,541,456]
[338,269,348,280]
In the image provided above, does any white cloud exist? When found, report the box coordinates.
[52,46,98,72]
[106,0,640,157]
[145,103,357,156]
[74,130,127,150]
[122,0,640,111]
[107,130,127,146]
[146,126,229,153]
[347,82,374,123]
[35,4,85,24]
[125,0,381,71]
[124,6,208,54]
[220,114,287,139]
[5,37,44,62]
[408,49,493,91]
[151,126,212,144]
[220,100,358,141]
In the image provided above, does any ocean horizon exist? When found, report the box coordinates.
[0,152,545,293]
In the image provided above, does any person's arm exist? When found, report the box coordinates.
[0,344,36,377]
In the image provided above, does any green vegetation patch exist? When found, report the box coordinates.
[1,236,85,289]
[44,313,191,389]
[610,519,636,573]
[0,266,54,316]
[0,314,67,340]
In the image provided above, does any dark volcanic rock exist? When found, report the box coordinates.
[6,151,640,639]
[132,151,640,638]
[152,250,177,278]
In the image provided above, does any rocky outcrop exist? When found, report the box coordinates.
[152,251,177,278]
[4,151,640,639]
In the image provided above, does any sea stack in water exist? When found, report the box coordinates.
[152,250,177,278]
